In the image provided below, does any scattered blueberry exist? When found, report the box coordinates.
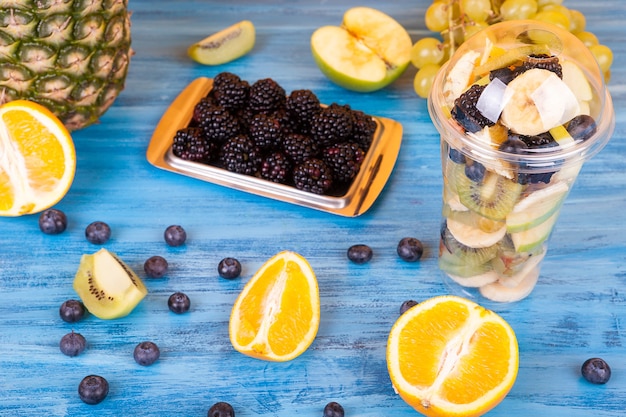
[59,331,86,357]
[85,221,111,244]
[323,401,345,417]
[38,208,67,234]
[208,401,235,417]
[399,300,418,315]
[397,237,424,262]
[164,225,187,246]
[133,341,160,366]
[78,375,109,405]
[464,162,486,182]
[218,257,242,279]
[581,357,611,384]
[59,299,86,323]
[144,255,169,278]
[168,292,191,314]
[347,244,373,264]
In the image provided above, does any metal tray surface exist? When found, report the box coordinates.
[146,77,403,217]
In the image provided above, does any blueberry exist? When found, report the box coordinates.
[164,225,187,247]
[498,137,528,154]
[323,401,345,417]
[59,299,86,323]
[347,244,373,264]
[399,300,418,315]
[581,357,611,384]
[567,115,597,141]
[464,162,485,182]
[168,292,190,314]
[59,331,86,357]
[38,208,67,234]
[448,147,466,164]
[218,257,242,279]
[133,341,160,366]
[397,237,424,262]
[144,255,168,278]
[78,375,109,405]
[208,401,235,417]
[85,221,111,244]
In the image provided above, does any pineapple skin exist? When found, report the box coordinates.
[0,0,132,130]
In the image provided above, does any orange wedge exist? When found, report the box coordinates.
[229,251,320,362]
[387,295,518,417]
[0,100,76,216]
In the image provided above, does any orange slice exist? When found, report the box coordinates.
[0,100,76,216]
[387,295,518,417]
[229,251,320,362]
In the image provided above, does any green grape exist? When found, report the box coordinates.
[460,0,491,23]
[500,0,538,21]
[576,31,599,47]
[411,37,445,69]
[589,44,613,73]
[425,1,449,33]
[533,9,570,31]
[413,63,442,98]
[463,21,488,41]
[540,4,571,21]
[568,9,586,33]
[537,0,562,6]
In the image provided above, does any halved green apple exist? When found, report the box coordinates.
[310,7,412,92]
[510,209,560,253]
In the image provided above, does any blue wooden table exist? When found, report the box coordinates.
[1,1,625,416]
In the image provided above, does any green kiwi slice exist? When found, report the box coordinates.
[441,225,499,266]
[456,168,523,221]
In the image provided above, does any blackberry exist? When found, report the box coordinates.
[350,109,377,151]
[212,72,250,111]
[451,84,493,133]
[292,158,333,195]
[260,151,292,184]
[192,97,216,125]
[220,134,262,176]
[519,132,556,149]
[286,89,321,129]
[310,103,353,147]
[172,127,214,162]
[281,132,319,165]
[248,113,282,150]
[322,142,365,183]
[197,104,241,143]
[521,54,562,78]
[247,78,286,113]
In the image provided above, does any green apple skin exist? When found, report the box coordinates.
[188,20,255,66]
[311,42,409,92]
[510,210,560,253]
[310,7,412,93]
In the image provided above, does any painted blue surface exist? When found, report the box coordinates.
[0,1,625,416]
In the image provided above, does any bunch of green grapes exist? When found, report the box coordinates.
[411,0,614,98]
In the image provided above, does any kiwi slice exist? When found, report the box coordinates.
[456,168,523,221]
[440,224,499,267]
[73,248,148,319]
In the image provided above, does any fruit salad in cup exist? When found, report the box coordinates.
[428,21,614,302]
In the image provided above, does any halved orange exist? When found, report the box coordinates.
[387,295,519,417]
[0,100,75,216]
[229,251,320,362]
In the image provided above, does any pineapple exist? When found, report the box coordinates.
[0,0,132,130]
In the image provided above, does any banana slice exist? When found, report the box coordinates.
[497,251,545,288]
[447,217,506,248]
[479,265,540,302]
[443,50,480,108]
[501,68,580,136]
[447,270,499,288]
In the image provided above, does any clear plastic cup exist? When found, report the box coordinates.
[428,20,615,303]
